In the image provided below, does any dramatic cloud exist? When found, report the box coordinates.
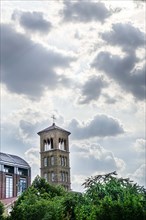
[61,1,111,23]
[68,114,124,140]
[1,24,75,99]
[101,23,145,52]
[71,143,126,175]
[12,11,52,33]
[92,52,145,100]
[78,75,108,104]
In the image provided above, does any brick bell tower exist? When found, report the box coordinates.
[37,116,71,190]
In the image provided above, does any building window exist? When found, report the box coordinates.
[17,178,27,196]
[65,172,68,182]
[17,168,28,176]
[44,173,47,181]
[58,139,66,151]
[61,171,65,182]
[4,165,14,174]
[51,172,55,182]
[5,175,13,198]
[47,139,51,150]
[44,140,47,151]
[64,157,67,166]
[61,157,64,166]
[60,156,67,166]
[59,156,62,165]
[50,138,54,149]
[44,157,47,167]
[51,156,55,165]
[4,167,9,173]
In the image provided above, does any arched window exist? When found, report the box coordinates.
[64,140,67,151]
[51,172,55,182]
[65,172,68,182]
[44,140,47,151]
[51,156,55,165]
[44,173,47,181]
[60,171,65,182]
[58,138,61,149]
[64,157,67,166]
[61,172,65,182]
[47,139,51,150]
[61,157,64,166]
[43,157,47,167]
[50,138,54,149]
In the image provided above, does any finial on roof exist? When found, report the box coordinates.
[51,114,56,125]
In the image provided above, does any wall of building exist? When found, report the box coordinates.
[39,129,71,190]
[0,167,31,199]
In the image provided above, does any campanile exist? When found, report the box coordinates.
[38,118,71,190]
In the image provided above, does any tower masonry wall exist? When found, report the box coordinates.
[39,126,71,190]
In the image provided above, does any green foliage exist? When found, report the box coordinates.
[0,201,4,219]
[8,172,146,220]
[80,171,146,220]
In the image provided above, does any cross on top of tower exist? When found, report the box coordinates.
[51,114,56,125]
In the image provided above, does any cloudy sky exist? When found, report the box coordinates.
[1,0,145,191]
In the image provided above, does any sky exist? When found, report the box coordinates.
[0,0,145,192]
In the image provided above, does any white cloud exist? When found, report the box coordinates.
[25,148,40,181]
[134,138,146,152]
[129,164,146,187]
[25,147,39,166]
[71,143,126,175]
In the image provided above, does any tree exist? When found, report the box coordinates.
[80,171,146,220]
[0,201,4,220]
[8,176,68,220]
[8,173,146,220]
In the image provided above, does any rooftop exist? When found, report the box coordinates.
[37,123,71,135]
[0,152,30,168]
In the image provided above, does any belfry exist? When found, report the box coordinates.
[38,116,71,190]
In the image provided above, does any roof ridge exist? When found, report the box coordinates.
[38,123,71,135]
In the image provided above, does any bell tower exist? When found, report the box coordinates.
[37,117,71,190]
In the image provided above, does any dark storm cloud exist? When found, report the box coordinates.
[12,11,52,33]
[92,52,145,100]
[1,24,75,99]
[68,114,124,140]
[78,76,108,104]
[101,23,145,52]
[61,1,111,23]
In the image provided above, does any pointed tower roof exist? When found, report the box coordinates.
[37,123,71,135]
